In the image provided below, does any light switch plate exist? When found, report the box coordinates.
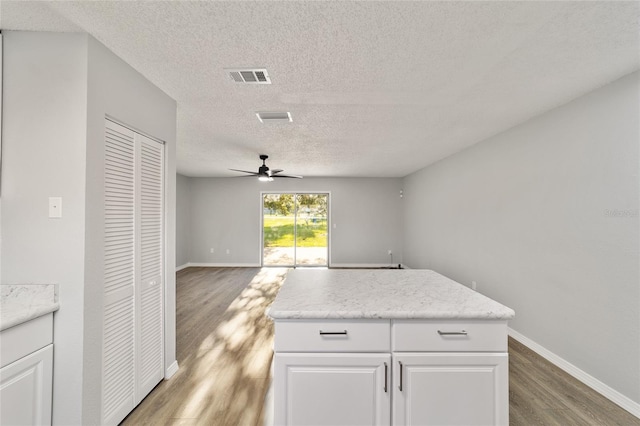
[49,197,62,218]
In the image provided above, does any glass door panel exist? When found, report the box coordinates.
[263,194,295,266]
[295,194,328,266]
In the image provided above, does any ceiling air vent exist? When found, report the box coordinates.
[256,112,292,123]
[225,68,271,84]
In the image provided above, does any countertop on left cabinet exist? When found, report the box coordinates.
[0,284,59,331]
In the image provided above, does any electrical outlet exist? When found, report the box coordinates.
[210,248,214,253]
[226,249,230,255]
[388,249,392,255]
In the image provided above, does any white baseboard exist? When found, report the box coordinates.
[165,360,179,380]
[330,263,407,269]
[176,263,190,272]
[508,328,640,418]
[177,262,262,269]
[177,262,410,270]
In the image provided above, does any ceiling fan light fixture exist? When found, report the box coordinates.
[258,175,273,182]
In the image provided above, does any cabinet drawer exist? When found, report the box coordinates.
[392,320,507,352]
[274,320,390,352]
[1,313,53,368]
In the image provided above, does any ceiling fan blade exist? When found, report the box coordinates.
[273,174,303,179]
[229,168,259,175]
[270,169,284,174]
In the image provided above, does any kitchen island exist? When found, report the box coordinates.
[268,269,515,426]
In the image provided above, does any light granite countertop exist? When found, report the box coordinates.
[0,284,60,331]
[268,269,515,320]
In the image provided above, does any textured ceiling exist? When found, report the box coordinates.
[1,1,639,177]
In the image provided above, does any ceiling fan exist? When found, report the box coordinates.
[230,155,303,181]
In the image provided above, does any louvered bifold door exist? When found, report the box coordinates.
[103,120,136,425]
[135,134,165,400]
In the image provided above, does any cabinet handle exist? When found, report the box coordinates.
[398,361,403,391]
[384,362,388,393]
[318,330,347,335]
[437,330,468,336]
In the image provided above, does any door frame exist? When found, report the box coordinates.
[260,191,331,267]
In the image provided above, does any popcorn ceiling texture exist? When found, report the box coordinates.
[1,1,638,177]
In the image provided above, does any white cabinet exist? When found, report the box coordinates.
[0,313,54,426]
[0,345,53,426]
[392,353,508,426]
[272,319,509,426]
[274,353,390,425]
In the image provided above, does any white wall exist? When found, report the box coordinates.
[403,72,640,405]
[176,174,191,268]
[187,177,403,266]
[1,32,89,425]
[1,31,177,425]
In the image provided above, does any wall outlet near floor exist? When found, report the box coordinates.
[471,281,477,291]
[388,249,392,255]
[226,249,230,255]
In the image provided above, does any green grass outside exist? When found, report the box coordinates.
[263,215,328,247]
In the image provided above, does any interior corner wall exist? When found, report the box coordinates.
[84,35,177,424]
[402,71,640,405]
[1,31,89,426]
[0,31,177,425]
[187,177,403,267]
[176,174,191,268]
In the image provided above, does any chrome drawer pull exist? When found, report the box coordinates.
[384,362,388,393]
[437,330,468,336]
[319,330,348,335]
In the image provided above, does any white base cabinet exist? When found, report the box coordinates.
[0,313,54,426]
[274,353,391,426]
[0,345,53,426]
[272,319,509,426]
[392,353,508,426]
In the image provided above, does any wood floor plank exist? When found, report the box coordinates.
[121,267,640,426]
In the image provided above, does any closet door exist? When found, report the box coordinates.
[103,120,136,425]
[135,134,165,399]
[102,119,165,425]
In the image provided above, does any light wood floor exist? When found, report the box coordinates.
[121,267,640,426]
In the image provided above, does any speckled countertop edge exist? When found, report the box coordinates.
[1,284,60,331]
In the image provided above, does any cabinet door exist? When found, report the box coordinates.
[393,353,508,426]
[0,344,53,426]
[274,353,391,426]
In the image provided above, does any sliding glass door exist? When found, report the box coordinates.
[262,193,329,267]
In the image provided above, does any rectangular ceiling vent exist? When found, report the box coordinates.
[256,112,292,123]
[225,68,271,84]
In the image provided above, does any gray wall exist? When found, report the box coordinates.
[403,72,640,404]
[83,36,177,425]
[186,177,403,266]
[176,174,191,267]
[1,31,177,425]
[2,32,89,425]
